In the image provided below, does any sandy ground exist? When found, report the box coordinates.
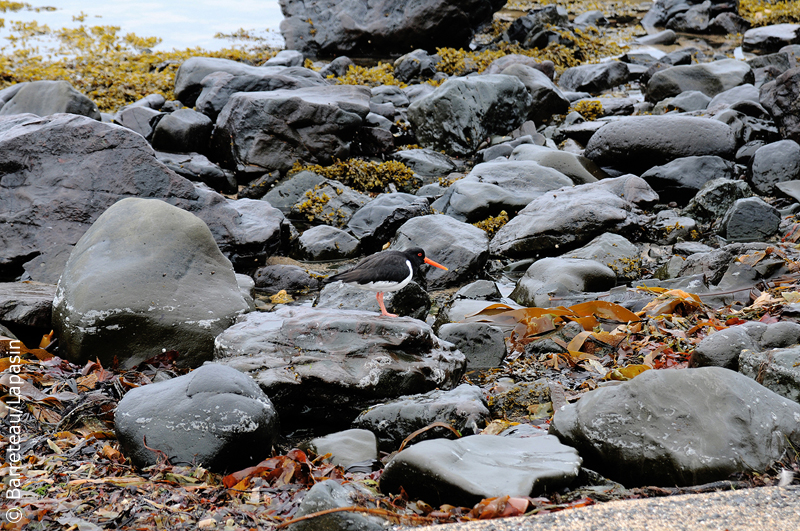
[408,485,800,531]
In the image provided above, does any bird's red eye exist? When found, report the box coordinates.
[418,253,422,256]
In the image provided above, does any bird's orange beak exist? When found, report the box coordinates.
[424,257,448,270]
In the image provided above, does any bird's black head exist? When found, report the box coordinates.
[404,247,427,267]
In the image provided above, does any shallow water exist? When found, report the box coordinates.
[0,0,285,51]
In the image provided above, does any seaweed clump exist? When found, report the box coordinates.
[572,99,604,121]
[473,210,510,237]
[333,63,406,88]
[739,0,800,26]
[290,159,417,193]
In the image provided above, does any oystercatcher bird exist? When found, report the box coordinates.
[325,247,448,317]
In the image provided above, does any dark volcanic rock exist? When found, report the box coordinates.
[279,0,505,56]
[315,280,432,320]
[550,367,800,487]
[150,108,213,154]
[213,307,465,428]
[749,139,800,195]
[52,198,249,369]
[253,264,322,295]
[347,193,432,253]
[155,152,237,195]
[719,197,780,242]
[743,24,800,55]
[0,80,100,120]
[640,155,736,204]
[210,86,371,173]
[511,257,617,307]
[0,282,55,345]
[293,225,360,261]
[584,116,736,174]
[558,61,629,94]
[115,363,279,472]
[760,67,800,143]
[0,114,287,281]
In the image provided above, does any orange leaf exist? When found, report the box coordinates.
[566,331,592,353]
[568,300,640,323]
[603,364,650,381]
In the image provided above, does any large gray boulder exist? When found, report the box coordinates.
[499,64,569,124]
[53,198,249,369]
[115,363,279,472]
[740,346,800,403]
[407,75,533,156]
[760,67,800,144]
[645,59,754,103]
[213,307,465,428]
[0,80,100,120]
[558,61,630,94]
[0,114,287,281]
[511,257,617,307]
[550,367,800,487]
[279,0,505,56]
[490,175,658,258]
[210,86,371,173]
[742,24,800,54]
[584,116,737,174]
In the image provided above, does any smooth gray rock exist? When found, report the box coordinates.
[293,225,359,261]
[689,323,762,370]
[584,116,737,174]
[390,148,457,178]
[645,59,754,103]
[0,80,100,120]
[287,480,385,531]
[511,257,617,307]
[669,90,712,111]
[155,151,236,195]
[253,264,322,295]
[315,280,431,321]
[760,67,800,143]
[114,105,163,139]
[390,215,489,289]
[263,171,326,214]
[560,233,641,281]
[407,75,533,157]
[646,209,697,246]
[52,198,249,369]
[740,347,800,403]
[0,282,55,341]
[509,144,607,184]
[743,23,800,54]
[550,367,800,486]
[641,155,736,205]
[379,434,582,507]
[150,108,212,153]
[393,49,439,83]
[437,323,507,369]
[0,114,286,280]
[490,175,658,258]
[347,193,432,253]
[719,197,780,242]
[211,86,371,173]
[501,64,569,124]
[708,83,760,110]
[279,0,505,56]
[213,307,465,428]
[749,139,800,195]
[353,384,490,452]
[306,429,378,469]
[558,61,629,94]
[263,50,305,67]
[114,363,279,471]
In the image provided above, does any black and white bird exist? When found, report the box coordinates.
[324,247,448,317]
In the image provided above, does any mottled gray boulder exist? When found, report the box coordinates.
[195,67,327,119]
[293,225,359,261]
[760,67,800,143]
[689,322,764,370]
[708,83,760,110]
[511,257,617,307]
[279,0,505,56]
[353,384,490,452]
[211,86,371,173]
[683,178,753,224]
[740,346,800,403]
[0,282,55,343]
[558,61,629,94]
[287,480,385,531]
[584,116,736,174]
[150,108,213,153]
[665,1,710,33]
[743,24,800,54]
[719,197,780,242]
[213,307,465,427]
[114,105,163,139]
[379,434,581,507]
[263,171,326,214]
[305,429,378,469]
[53,198,249,369]
[393,49,439,83]
[647,209,697,246]
[550,367,800,486]
[509,144,607,184]
[155,152,236,195]
[0,80,100,120]
[390,148,457,179]
[407,75,533,157]
[390,215,489,289]
[437,323,507,369]
[490,175,658,258]
[289,179,370,228]
[115,364,278,472]
[669,90,712,112]
[253,264,321,295]
[263,50,305,67]
[641,155,736,205]
[645,59,754,103]
[560,233,641,281]
[347,193,431,253]
[315,280,431,321]
[500,64,569,124]
[749,140,800,195]
[0,114,286,281]
[432,160,572,222]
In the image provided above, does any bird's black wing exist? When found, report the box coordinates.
[326,251,410,285]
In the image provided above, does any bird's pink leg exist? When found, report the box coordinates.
[376,292,398,317]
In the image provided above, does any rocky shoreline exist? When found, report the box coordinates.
[2,0,800,528]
